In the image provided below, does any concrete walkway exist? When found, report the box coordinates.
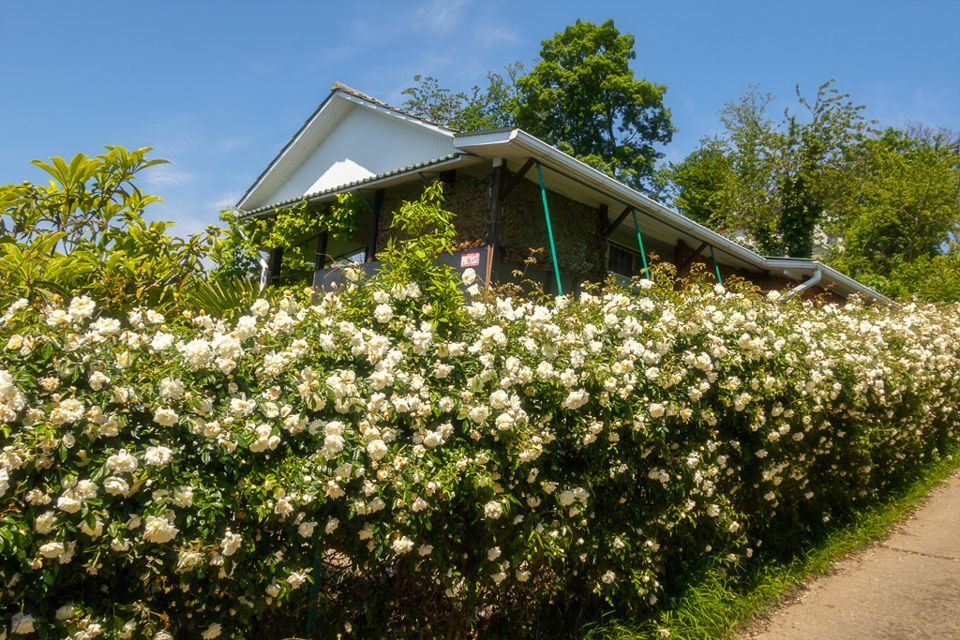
[746,472,960,640]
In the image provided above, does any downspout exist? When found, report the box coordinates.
[783,268,821,301]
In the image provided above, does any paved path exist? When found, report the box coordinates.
[746,472,960,640]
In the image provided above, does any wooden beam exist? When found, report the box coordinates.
[595,204,609,279]
[677,241,709,272]
[366,189,385,262]
[488,163,507,246]
[603,205,633,237]
[268,247,283,286]
[314,232,329,271]
[499,158,537,201]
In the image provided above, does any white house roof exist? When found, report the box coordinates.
[237,85,891,303]
[451,128,890,303]
[236,82,458,211]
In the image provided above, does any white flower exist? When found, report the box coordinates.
[153,631,174,640]
[39,541,65,558]
[250,299,271,317]
[373,304,393,323]
[51,398,85,424]
[366,439,388,461]
[483,500,503,520]
[153,407,179,427]
[298,521,316,538]
[180,338,214,369]
[648,402,666,418]
[55,603,75,620]
[286,571,308,590]
[106,449,138,474]
[601,570,616,584]
[10,612,36,634]
[392,536,414,555]
[144,446,174,466]
[221,530,242,556]
[142,515,178,544]
[35,510,56,534]
[88,371,111,391]
[150,332,175,352]
[57,492,82,514]
[487,546,501,561]
[158,377,184,400]
[324,517,339,534]
[67,296,96,322]
[201,623,222,639]
[461,268,477,286]
[103,477,130,496]
[561,389,589,410]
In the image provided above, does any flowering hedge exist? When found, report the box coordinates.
[1,273,959,639]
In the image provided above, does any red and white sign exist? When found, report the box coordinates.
[459,251,481,268]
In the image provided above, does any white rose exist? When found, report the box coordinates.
[142,515,178,544]
[201,623,222,639]
[366,439,388,462]
[221,530,242,556]
[153,407,179,427]
[11,612,36,634]
[391,536,414,555]
[483,500,503,520]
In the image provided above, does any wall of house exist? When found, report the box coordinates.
[367,173,845,302]
[374,173,606,289]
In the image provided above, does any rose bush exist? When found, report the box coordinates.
[0,271,958,639]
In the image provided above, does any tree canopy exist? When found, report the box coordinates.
[670,83,960,301]
[402,19,673,193]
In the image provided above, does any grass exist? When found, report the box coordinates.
[580,449,960,640]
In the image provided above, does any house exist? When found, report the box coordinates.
[237,82,889,303]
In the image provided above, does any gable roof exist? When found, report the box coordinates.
[236,82,456,211]
[235,85,891,304]
[452,128,891,303]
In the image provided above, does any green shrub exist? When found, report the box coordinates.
[0,273,958,639]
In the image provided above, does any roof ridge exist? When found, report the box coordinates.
[330,81,456,131]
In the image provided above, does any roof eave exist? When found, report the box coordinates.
[454,128,892,304]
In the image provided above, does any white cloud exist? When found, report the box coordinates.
[415,0,470,34]
[474,25,520,48]
[143,163,194,187]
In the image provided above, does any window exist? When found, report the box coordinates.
[608,243,642,277]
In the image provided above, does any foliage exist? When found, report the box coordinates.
[583,444,960,640]
[670,82,872,257]
[401,19,673,193]
[370,181,466,331]
[1,270,959,639]
[401,66,523,131]
[0,147,212,311]
[213,192,366,281]
[0,147,267,317]
[827,128,960,300]
[515,19,674,193]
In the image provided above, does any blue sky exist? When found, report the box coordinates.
[2,0,958,236]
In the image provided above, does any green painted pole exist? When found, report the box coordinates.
[536,163,564,296]
[709,245,723,284]
[630,208,650,279]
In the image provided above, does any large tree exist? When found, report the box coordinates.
[514,19,674,192]
[401,19,674,193]
[830,127,960,299]
[671,82,871,257]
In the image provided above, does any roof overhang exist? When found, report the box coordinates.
[239,153,478,219]
[237,85,457,211]
[453,128,892,304]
